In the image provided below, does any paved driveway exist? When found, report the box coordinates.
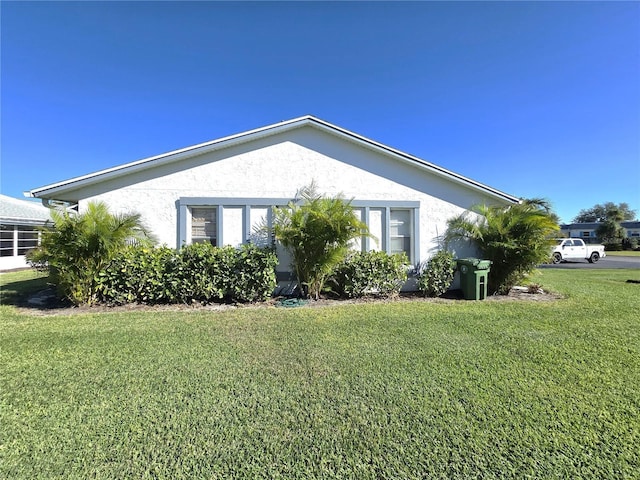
[540,255,640,270]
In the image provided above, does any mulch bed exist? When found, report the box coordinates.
[17,286,563,316]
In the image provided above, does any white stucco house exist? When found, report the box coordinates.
[1,194,52,271]
[26,116,519,282]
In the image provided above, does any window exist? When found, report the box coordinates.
[18,227,39,255]
[179,198,419,265]
[0,225,13,257]
[191,207,217,245]
[355,204,418,264]
[581,231,591,238]
[389,209,412,259]
[0,225,41,257]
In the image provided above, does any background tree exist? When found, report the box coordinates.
[444,199,559,295]
[28,201,154,305]
[572,202,636,223]
[595,220,625,245]
[573,202,636,246]
[273,183,369,300]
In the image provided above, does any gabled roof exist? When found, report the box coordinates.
[0,194,52,224]
[26,115,520,204]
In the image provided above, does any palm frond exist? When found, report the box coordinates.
[273,184,370,299]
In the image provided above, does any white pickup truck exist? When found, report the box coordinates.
[551,238,606,264]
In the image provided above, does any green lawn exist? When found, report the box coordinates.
[0,269,50,306]
[1,269,639,479]
[605,250,640,257]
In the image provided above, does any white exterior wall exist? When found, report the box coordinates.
[368,209,384,251]
[0,255,31,271]
[625,227,640,238]
[222,207,244,247]
[68,127,501,264]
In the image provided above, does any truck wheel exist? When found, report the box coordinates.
[552,253,562,264]
[589,252,600,263]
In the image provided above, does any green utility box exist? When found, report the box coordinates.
[456,258,492,300]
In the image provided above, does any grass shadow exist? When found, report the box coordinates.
[0,273,69,309]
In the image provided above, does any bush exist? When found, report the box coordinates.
[229,243,279,303]
[445,199,559,294]
[97,245,178,305]
[28,202,153,305]
[273,183,369,300]
[416,251,455,297]
[176,243,233,302]
[603,242,623,252]
[98,243,277,305]
[330,251,408,298]
[622,237,638,251]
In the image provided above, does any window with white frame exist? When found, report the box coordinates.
[0,225,13,257]
[0,224,41,257]
[18,228,39,255]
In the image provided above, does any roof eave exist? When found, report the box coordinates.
[27,115,519,204]
[27,116,315,199]
[307,117,520,204]
[1,216,51,225]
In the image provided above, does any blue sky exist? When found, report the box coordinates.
[2,1,639,223]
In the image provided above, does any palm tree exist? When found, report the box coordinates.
[28,201,154,305]
[273,184,369,300]
[445,200,559,294]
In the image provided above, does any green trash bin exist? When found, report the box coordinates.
[456,258,492,300]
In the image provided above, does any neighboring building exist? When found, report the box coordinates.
[560,221,640,243]
[623,221,640,239]
[0,194,52,271]
[26,116,520,283]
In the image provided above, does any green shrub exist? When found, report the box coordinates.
[445,199,559,294]
[229,244,279,302]
[98,245,178,305]
[176,243,232,302]
[330,251,408,298]
[621,237,638,251]
[27,201,153,305]
[177,243,278,303]
[98,243,277,305]
[416,251,456,297]
[273,183,369,300]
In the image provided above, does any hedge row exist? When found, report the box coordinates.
[97,243,278,305]
[329,250,455,299]
[96,244,455,305]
